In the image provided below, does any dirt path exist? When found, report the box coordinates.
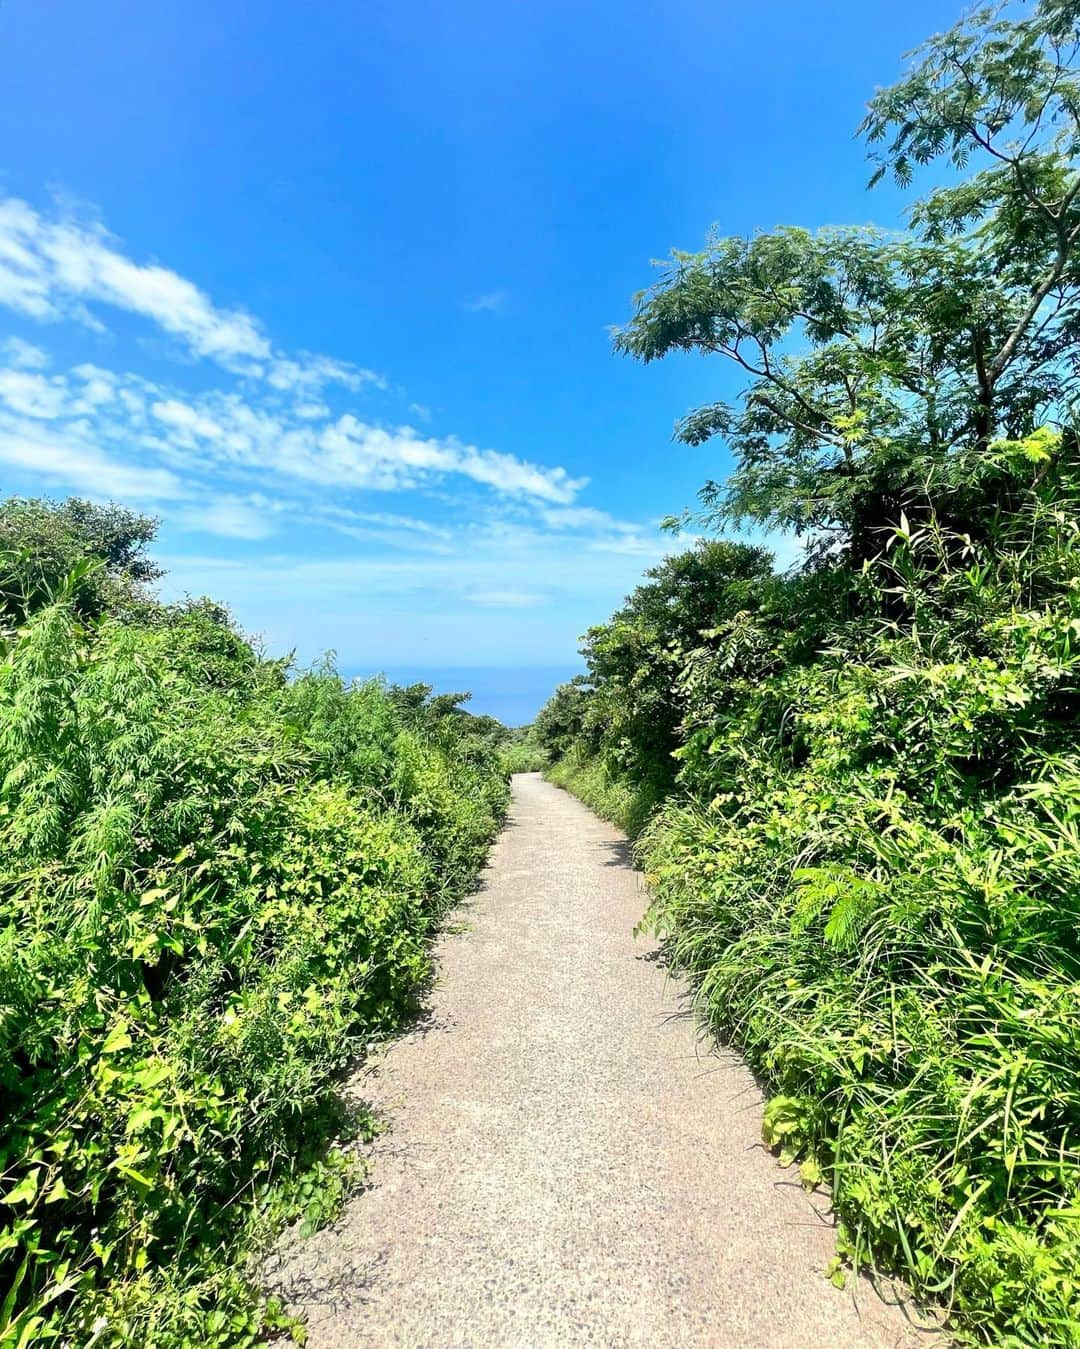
[269,773,931,1347]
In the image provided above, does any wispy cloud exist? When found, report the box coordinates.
[0,193,681,668]
[0,369,68,419]
[0,357,587,508]
[1,336,49,370]
[463,290,508,315]
[0,197,382,397]
[174,496,278,540]
[0,197,270,368]
[266,353,385,396]
[0,415,184,501]
[0,197,586,509]
[315,504,452,539]
[149,520,680,666]
[539,504,638,534]
[466,589,547,607]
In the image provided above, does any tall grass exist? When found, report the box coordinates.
[546,749,661,837]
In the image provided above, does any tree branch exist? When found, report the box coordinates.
[990,181,1080,381]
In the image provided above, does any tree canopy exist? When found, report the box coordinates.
[615,0,1080,559]
[0,497,161,626]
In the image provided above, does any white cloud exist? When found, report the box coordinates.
[2,336,49,369]
[136,391,586,503]
[0,193,678,672]
[315,504,452,539]
[148,516,676,668]
[267,353,385,395]
[0,369,67,419]
[0,199,399,404]
[0,416,184,501]
[0,201,56,318]
[175,496,276,540]
[0,197,593,511]
[539,504,638,533]
[0,197,270,368]
[70,365,119,410]
[151,397,228,443]
[317,416,586,502]
[463,290,508,315]
[0,360,599,570]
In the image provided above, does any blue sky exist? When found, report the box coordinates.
[0,0,959,718]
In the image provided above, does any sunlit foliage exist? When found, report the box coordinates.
[538,2,1080,1340]
[0,501,507,1347]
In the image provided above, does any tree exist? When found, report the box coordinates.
[0,496,161,624]
[578,540,774,790]
[614,0,1080,562]
[533,677,592,759]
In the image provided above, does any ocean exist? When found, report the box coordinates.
[342,665,581,728]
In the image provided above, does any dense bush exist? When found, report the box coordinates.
[0,497,161,627]
[537,1,1080,1340]
[539,540,777,834]
[543,438,1080,1349]
[0,505,508,1347]
[496,726,549,775]
[644,447,1080,1344]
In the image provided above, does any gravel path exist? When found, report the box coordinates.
[269,772,934,1347]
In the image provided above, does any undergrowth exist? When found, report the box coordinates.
[0,505,508,1347]
[545,749,659,837]
[533,3,1080,1336]
[539,438,1080,1345]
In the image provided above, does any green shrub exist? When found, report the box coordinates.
[547,435,1080,1344]
[0,497,161,627]
[498,739,548,775]
[640,692,1080,1341]
[0,600,507,1346]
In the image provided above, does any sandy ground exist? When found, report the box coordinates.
[267,772,938,1348]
